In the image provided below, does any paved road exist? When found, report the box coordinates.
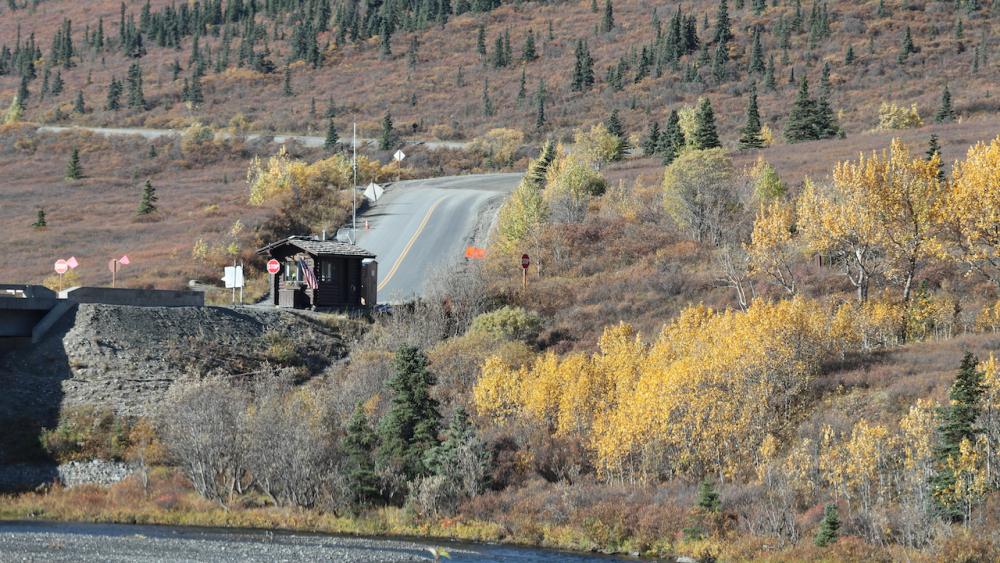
[0,521,633,562]
[36,125,469,151]
[352,174,522,303]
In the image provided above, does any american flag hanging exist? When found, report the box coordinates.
[298,259,319,290]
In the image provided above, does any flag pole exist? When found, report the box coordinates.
[352,122,357,243]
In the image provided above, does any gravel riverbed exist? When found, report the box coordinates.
[0,522,634,562]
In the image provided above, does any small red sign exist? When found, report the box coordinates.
[54,259,69,275]
[521,254,530,269]
[266,259,281,274]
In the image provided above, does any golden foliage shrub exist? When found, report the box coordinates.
[475,300,844,482]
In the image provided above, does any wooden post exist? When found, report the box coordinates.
[111,260,117,288]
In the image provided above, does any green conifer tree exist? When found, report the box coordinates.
[748,26,765,74]
[931,353,985,521]
[926,134,945,181]
[32,208,47,228]
[739,83,765,149]
[65,147,83,180]
[342,404,381,508]
[137,179,157,215]
[282,65,294,97]
[714,0,733,45]
[126,62,145,109]
[601,0,615,33]
[697,479,721,512]
[658,109,685,164]
[692,97,721,149]
[535,79,547,130]
[642,121,661,155]
[522,29,538,62]
[482,78,495,117]
[784,75,818,142]
[73,90,85,113]
[324,119,339,150]
[105,76,122,111]
[376,346,442,487]
[934,84,955,123]
[844,44,855,64]
[379,110,399,150]
[814,504,840,547]
[51,70,64,96]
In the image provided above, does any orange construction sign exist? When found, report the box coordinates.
[465,246,486,259]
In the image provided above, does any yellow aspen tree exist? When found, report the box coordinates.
[747,200,800,294]
[979,355,1000,489]
[946,135,1000,288]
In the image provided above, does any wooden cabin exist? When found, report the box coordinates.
[256,236,377,310]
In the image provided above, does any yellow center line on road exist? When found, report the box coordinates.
[378,196,447,292]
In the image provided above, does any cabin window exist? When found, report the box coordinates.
[283,262,299,282]
[320,260,335,283]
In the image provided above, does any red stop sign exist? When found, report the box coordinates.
[521,254,530,269]
[266,259,281,274]
[54,259,69,275]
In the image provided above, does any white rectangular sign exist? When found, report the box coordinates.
[222,266,244,289]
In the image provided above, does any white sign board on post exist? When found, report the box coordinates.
[393,150,406,162]
[364,182,384,202]
[222,266,245,289]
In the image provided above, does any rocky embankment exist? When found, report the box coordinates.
[0,304,359,464]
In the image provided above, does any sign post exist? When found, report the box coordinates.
[109,255,130,288]
[521,254,530,291]
[222,262,245,305]
[54,259,68,292]
[393,149,406,183]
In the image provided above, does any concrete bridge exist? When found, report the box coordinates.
[0,285,204,343]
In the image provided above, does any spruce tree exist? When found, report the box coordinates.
[65,147,83,180]
[522,29,538,62]
[342,404,381,508]
[934,84,955,123]
[601,0,615,33]
[51,70,64,96]
[106,77,122,111]
[476,24,487,61]
[642,121,661,155]
[748,26,765,74]
[814,62,839,138]
[697,479,721,512]
[137,179,157,215]
[126,62,144,109]
[16,74,29,110]
[898,26,917,63]
[535,79,546,130]
[692,97,721,149]
[32,208,47,228]
[931,353,985,521]
[282,65,294,97]
[482,78,494,116]
[764,54,776,90]
[376,346,442,484]
[658,109,685,164]
[714,0,733,45]
[324,119,339,150]
[73,90,85,113]
[605,109,627,159]
[844,44,855,64]
[571,39,594,92]
[187,73,204,105]
[423,406,489,494]
[926,134,945,181]
[379,110,399,150]
[739,83,765,149]
[784,75,818,142]
[814,504,840,547]
[517,66,527,103]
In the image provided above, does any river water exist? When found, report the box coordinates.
[0,521,638,562]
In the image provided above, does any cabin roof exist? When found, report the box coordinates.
[256,236,376,258]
